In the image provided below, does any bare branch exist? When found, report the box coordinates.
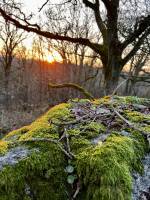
[14,138,75,159]
[121,15,150,50]
[122,28,150,66]
[83,0,107,40]
[0,7,104,55]
[48,82,94,100]
[39,0,50,12]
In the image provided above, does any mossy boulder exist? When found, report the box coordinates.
[0,96,149,200]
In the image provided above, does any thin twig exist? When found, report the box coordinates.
[113,108,133,126]
[12,138,75,159]
[73,181,80,199]
[111,79,128,97]
[39,0,49,12]
[112,106,147,136]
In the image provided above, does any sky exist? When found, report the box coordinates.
[21,0,44,13]
[17,0,62,62]
[22,0,61,13]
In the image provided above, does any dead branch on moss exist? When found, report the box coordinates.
[113,108,133,126]
[12,138,75,159]
[48,82,94,100]
[73,181,81,199]
[112,106,148,136]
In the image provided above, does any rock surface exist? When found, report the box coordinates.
[0,146,33,170]
[0,96,149,200]
[132,153,150,200]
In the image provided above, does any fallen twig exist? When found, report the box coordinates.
[110,79,128,97]
[11,138,75,159]
[112,106,148,136]
[72,181,80,199]
[113,108,133,126]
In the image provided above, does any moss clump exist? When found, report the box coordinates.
[76,134,146,200]
[0,144,67,200]
[5,126,30,141]
[67,122,106,140]
[0,96,149,200]
[93,96,111,105]
[0,103,72,200]
[124,110,150,123]
[141,125,150,134]
[0,140,8,154]
[113,96,150,105]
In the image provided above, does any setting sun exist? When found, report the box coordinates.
[46,51,62,63]
[47,54,55,63]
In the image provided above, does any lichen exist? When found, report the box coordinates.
[0,96,149,200]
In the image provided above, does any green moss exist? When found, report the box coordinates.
[70,137,91,154]
[5,126,30,141]
[67,122,106,140]
[124,110,149,123]
[79,122,106,139]
[93,96,111,105]
[113,96,149,105]
[141,125,150,134]
[0,143,67,200]
[0,97,149,200]
[0,140,8,154]
[0,103,72,200]
[76,133,146,200]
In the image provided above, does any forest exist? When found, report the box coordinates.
[0,0,150,200]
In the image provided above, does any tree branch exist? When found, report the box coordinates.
[121,15,150,50]
[39,0,50,12]
[121,29,150,66]
[48,82,94,100]
[20,138,75,159]
[120,73,150,83]
[83,0,107,40]
[101,0,110,10]
[0,7,104,56]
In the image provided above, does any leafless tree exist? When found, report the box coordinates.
[122,46,150,95]
[0,20,26,106]
[46,6,101,67]
[0,0,150,94]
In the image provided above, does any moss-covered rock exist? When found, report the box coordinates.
[0,96,149,200]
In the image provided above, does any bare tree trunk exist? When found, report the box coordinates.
[103,56,121,95]
[124,79,131,95]
[4,69,10,109]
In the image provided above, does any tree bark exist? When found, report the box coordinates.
[4,69,10,109]
[102,51,122,95]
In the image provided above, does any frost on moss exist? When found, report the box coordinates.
[0,96,149,200]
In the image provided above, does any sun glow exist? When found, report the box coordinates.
[47,54,55,63]
[46,51,62,63]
